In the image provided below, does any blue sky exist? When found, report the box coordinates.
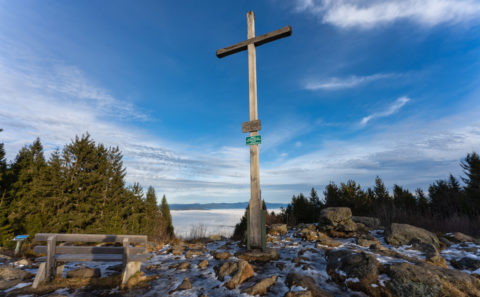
[1,0,480,203]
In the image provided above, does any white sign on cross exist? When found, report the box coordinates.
[216,11,292,249]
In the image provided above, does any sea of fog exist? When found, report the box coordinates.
[171,209,282,238]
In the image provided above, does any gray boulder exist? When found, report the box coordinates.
[269,224,288,236]
[384,223,440,248]
[66,267,101,278]
[352,216,381,229]
[319,207,357,233]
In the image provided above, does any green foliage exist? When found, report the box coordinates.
[284,188,325,225]
[279,154,480,235]
[160,194,174,239]
[231,201,267,241]
[0,132,173,246]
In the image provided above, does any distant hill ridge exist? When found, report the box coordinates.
[169,202,287,210]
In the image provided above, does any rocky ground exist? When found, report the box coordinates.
[1,207,480,297]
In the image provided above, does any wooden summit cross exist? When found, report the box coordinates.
[216,11,292,249]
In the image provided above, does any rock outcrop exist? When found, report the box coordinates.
[236,248,280,262]
[269,224,288,236]
[0,266,33,290]
[318,207,358,236]
[385,262,480,297]
[225,260,254,289]
[242,275,277,295]
[326,249,385,296]
[384,223,440,248]
[285,272,334,297]
[66,267,101,279]
[352,216,381,229]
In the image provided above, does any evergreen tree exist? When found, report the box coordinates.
[415,188,429,214]
[429,175,464,217]
[373,176,390,202]
[392,185,417,211]
[160,195,174,239]
[308,187,323,221]
[8,138,46,235]
[461,152,480,214]
[0,129,13,245]
[144,186,160,240]
[324,182,341,207]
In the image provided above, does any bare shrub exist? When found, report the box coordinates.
[187,224,208,241]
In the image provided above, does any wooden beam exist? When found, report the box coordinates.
[216,25,292,58]
[46,235,56,281]
[242,120,261,133]
[35,233,147,244]
[34,246,145,255]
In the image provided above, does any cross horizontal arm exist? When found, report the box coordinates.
[216,25,292,58]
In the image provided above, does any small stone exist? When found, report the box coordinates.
[170,277,192,293]
[225,260,254,289]
[269,224,288,236]
[186,249,205,259]
[0,266,32,281]
[214,251,231,260]
[66,267,101,278]
[14,259,30,267]
[215,262,238,281]
[177,262,191,270]
[198,259,209,269]
[242,275,277,295]
[235,248,280,262]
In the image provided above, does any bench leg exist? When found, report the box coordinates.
[46,235,56,281]
[32,262,46,289]
[121,261,141,287]
[56,264,65,278]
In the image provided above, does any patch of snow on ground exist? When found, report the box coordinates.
[4,282,31,292]
[345,277,360,283]
[378,274,391,287]
[441,242,480,262]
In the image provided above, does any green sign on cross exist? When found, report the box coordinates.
[246,135,261,145]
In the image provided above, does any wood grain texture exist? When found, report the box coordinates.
[46,235,56,281]
[34,245,145,255]
[242,119,261,133]
[216,25,292,58]
[35,233,147,244]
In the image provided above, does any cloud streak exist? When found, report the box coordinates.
[295,0,480,29]
[360,96,410,125]
[305,73,395,90]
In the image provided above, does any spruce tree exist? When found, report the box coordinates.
[461,152,480,214]
[8,138,46,235]
[160,195,174,239]
[145,186,160,240]
[0,129,13,245]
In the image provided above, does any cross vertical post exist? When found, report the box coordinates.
[246,11,262,249]
[216,11,292,250]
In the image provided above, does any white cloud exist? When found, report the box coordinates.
[360,96,410,125]
[305,73,395,90]
[0,44,255,203]
[262,116,480,192]
[295,0,480,29]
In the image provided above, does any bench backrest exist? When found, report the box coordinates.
[35,233,147,244]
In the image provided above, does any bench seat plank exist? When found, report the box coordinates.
[34,246,146,255]
[36,253,150,262]
[35,233,147,244]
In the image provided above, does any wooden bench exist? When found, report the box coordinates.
[32,233,150,288]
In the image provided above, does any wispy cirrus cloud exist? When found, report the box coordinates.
[305,73,395,90]
[295,0,480,29]
[360,96,410,125]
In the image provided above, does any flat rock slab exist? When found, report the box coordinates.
[235,248,280,262]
